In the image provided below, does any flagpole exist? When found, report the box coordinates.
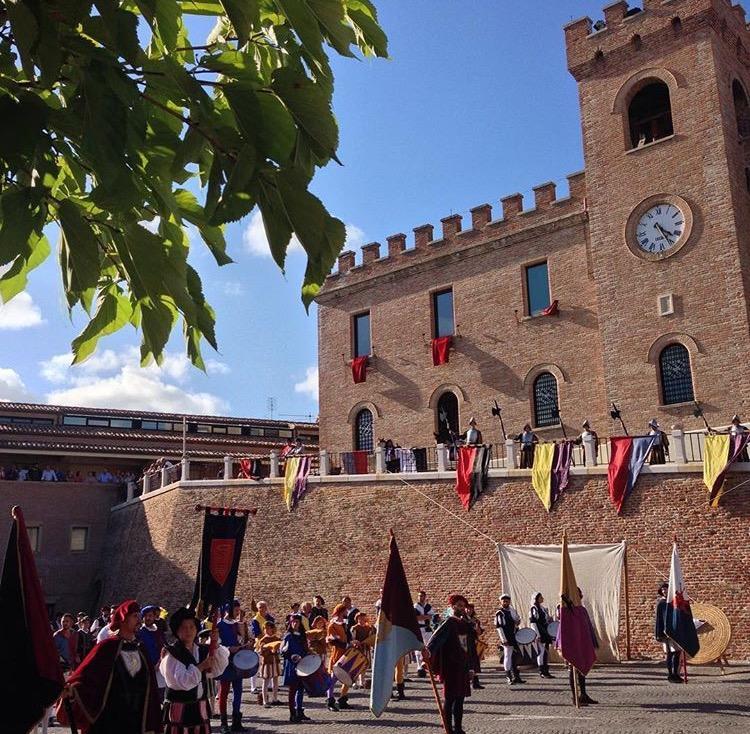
[682,650,688,684]
[571,665,580,708]
[424,659,451,734]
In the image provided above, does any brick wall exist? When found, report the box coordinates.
[0,481,123,614]
[99,470,750,662]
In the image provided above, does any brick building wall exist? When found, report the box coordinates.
[317,0,750,455]
[99,470,750,661]
[0,482,123,614]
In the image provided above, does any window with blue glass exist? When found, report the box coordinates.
[433,289,454,338]
[659,344,694,405]
[525,262,551,316]
[355,409,374,451]
[353,312,371,358]
[533,372,559,428]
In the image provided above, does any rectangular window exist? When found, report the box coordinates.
[525,262,551,316]
[197,424,211,433]
[87,417,110,427]
[432,288,454,338]
[142,420,158,430]
[278,429,292,438]
[249,427,264,436]
[227,426,242,435]
[157,422,173,431]
[212,426,227,434]
[70,526,89,552]
[352,312,371,358]
[63,415,87,426]
[28,525,41,552]
[109,419,133,429]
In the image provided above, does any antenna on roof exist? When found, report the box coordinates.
[266,397,276,420]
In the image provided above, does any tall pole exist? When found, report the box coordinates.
[623,543,631,661]
[182,416,187,460]
[424,659,450,734]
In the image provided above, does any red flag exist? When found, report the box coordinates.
[431,336,452,366]
[0,506,65,734]
[455,446,478,510]
[540,299,559,316]
[351,356,368,383]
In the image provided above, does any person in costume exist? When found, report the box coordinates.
[53,613,80,673]
[517,424,539,468]
[160,607,229,734]
[311,595,328,621]
[216,600,253,733]
[562,587,598,706]
[654,582,682,683]
[465,603,485,690]
[574,420,599,465]
[281,613,313,724]
[325,603,349,711]
[727,414,749,461]
[256,620,282,707]
[58,599,162,734]
[424,593,476,734]
[350,611,375,688]
[529,592,554,678]
[495,593,524,685]
[648,419,670,464]
[461,417,483,446]
[414,590,434,678]
[138,605,167,698]
[306,614,328,659]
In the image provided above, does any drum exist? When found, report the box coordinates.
[547,621,559,640]
[476,638,487,660]
[333,647,368,687]
[515,627,538,645]
[297,655,330,697]
[232,649,259,679]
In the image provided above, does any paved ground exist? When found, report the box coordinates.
[46,662,750,734]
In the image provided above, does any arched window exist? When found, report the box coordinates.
[436,391,459,444]
[733,80,750,138]
[659,344,694,405]
[533,372,559,428]
[354,409,373,451]
[628,81,673,148]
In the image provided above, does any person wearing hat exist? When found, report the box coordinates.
[494,593,524,685]
[462,418,483,446]
[516,424,539,469]
[573,421,599,466]
[160,606,230,733]
[139,605,167,698]
[325,603,349,711]
[423,594,476,734]
[648,419,670,465]
[57,600,162,734]
[654,582,682,683]
[529,593,554,679]
[217,599,254,733]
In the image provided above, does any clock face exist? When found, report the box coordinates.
[635,203,686,255]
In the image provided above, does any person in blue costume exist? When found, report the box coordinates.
[281,614,312,724]
[216,600,253,734]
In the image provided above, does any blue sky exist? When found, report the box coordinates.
[0,1,612,419]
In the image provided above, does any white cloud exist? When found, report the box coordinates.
[0,292,45,330]
[243,210,366,260]
[39,347,230,415]
[294,366,318,402]
[223,281,245,297]
[0,368,34,402]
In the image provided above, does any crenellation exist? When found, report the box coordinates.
[567,171,587,201]
[440,213,462,239]
[501,192,524,219]
[413,223,434,249]
[604,1,629,25]
[337,250,355,274]
[533,181,557,209]
[361,241,381,263]
[386,233,406,258]
[470,203,492,230]
[733,3,746,23]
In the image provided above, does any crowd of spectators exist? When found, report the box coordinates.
[0,464,138,488]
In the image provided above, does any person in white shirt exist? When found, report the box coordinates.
[160,607,229,734]
[495,593,523,685]
[462,418,483,446]
[18,467,29,481]
[413,590,435,678]
[41,467,58,481]
[96,621,115,643]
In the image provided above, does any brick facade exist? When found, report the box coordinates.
[317,0,750,454]
[98,469,750,661]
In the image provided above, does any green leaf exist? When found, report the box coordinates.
[307,0,357,57]
[71,287,134,364]
[0,233,51,302]
[219,0,259,45]
[57,200,102,299]
[174,188,233,265]
[346,0,388,57]
[5,1,39,78]
[272,66,339,163]
[274,0,327,66]
[0,189,41,267]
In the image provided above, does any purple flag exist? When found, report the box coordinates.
[551,441,573,507]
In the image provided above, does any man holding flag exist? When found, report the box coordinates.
[664,541,700,677]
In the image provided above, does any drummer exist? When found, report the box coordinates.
[529,592,554,678]
[495,593,524,686]
[281,613,312,724]
[350,612,375,689]
[325,603,350,711]
[216,599,254,734]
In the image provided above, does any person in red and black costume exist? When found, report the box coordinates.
[57,599,162,734]
[424,594,476,734]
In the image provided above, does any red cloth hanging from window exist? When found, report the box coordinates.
[431,336,452,366]
[540,299,559,317]
[353,450,369,474]
[351,356,368,383]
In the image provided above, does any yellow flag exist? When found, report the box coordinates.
[531,443,556,511]
[559,533,582,607]
[283,457,300,511]
[703,434,730,507]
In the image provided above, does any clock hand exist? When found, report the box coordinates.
[655,223,674,245]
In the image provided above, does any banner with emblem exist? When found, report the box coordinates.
[190,507,252,615]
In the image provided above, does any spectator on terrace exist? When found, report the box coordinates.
[85,471,97,483]
[18,467,29,481]
[97,469,114,483]
[56,469,67,481]
[41,466,58,481]
[72,470,84,482]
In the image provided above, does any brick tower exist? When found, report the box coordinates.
[566,0,750,428]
